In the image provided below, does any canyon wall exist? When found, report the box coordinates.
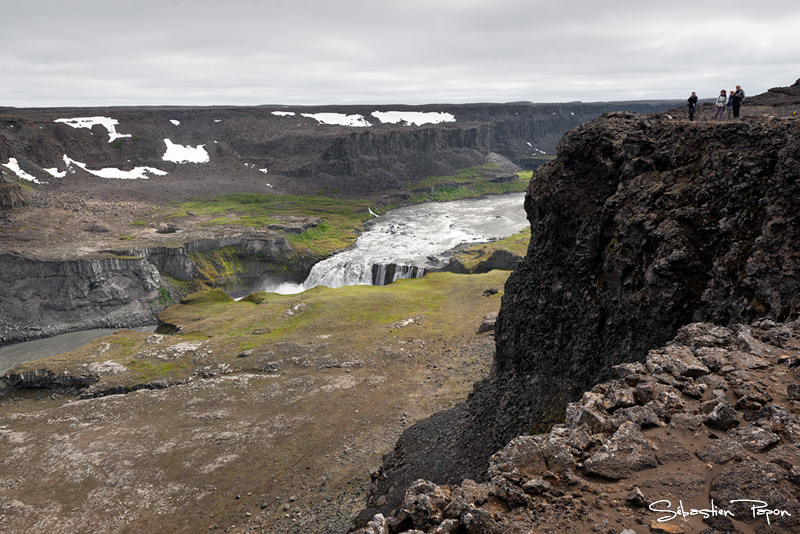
[0,235,312,345]
[0,253,163,344]
[0,101,681,198]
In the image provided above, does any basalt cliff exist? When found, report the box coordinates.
[356,81,800,531]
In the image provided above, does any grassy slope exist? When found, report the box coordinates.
[447,227,531,272]
[1,271,509,533]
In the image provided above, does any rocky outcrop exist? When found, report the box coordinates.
[356,321,800,534]
[0,235,316,345]
[746,77,800,108]
[110,234,310,283]
[358,108,800,523]
[492,111,800,442]
[0,253,163,344]
[371,263,424,286]
[0,168,24,209]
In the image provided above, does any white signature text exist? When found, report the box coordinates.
[649,499,792,525]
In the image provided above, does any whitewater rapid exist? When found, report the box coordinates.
[260,193,528,294]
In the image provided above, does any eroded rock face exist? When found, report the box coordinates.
[493,112,800,443]
[359,104,800,524]
[0,169,25,209]
[0,234,308,345]
[0,102,681,197]
[355,322,800,534]
[0,254,162,344]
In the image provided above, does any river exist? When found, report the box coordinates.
[257,192,528,294]
[0,326,157,375]
[1,193,528,373]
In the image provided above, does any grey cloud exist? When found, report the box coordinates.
[2,0,799,107]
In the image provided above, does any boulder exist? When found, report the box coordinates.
[583,422,658,479]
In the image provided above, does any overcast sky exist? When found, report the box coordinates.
[2,0,799,108]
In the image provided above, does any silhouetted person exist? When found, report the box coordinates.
[688,92,698,120]
[732,85,745,118]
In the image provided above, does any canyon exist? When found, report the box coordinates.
[2,79,800,534]
[0,99,678,345]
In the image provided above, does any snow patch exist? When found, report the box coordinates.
[2,158,44,184]
[54,116,131,143]
[63,155,167,180]
[301,113,371,127]
[271,111,295,117]
[169,119,180,126]
[44,167,67,178]
[371,111,455,126]
[162,139,210,164]
[214,119,221,123]
[259,168,268,174]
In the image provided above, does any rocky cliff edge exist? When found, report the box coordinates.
[357,84,800,528]
[356,321,800,533]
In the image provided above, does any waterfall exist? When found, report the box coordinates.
[255,193,528,295]
[302,258,373,289]
[371,263,425,285]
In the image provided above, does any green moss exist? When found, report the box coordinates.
[407,165,527,204]
[111,336,139,358]
[180,288,234,305]
[161,272,506,352]
[188,246,246,286]
[448,228,530,272]
[118,235,136,241]
[240,292,269,304]
[158,286,172,305]
[126,359,187,381]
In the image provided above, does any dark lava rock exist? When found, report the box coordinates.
[473,249,523,274]
[0,173,25,209]
[626,487,649,508]
[357,86,800,524]
[583,422,658,479]
[709,461,800,531]
[704,401,740,431]
[696,438,747,465]
[728,425,780,452]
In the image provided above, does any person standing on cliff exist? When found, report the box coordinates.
[714,90,727,120]
[726,89,735,120]
[732,85,745,118]
[688,92,698,120]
